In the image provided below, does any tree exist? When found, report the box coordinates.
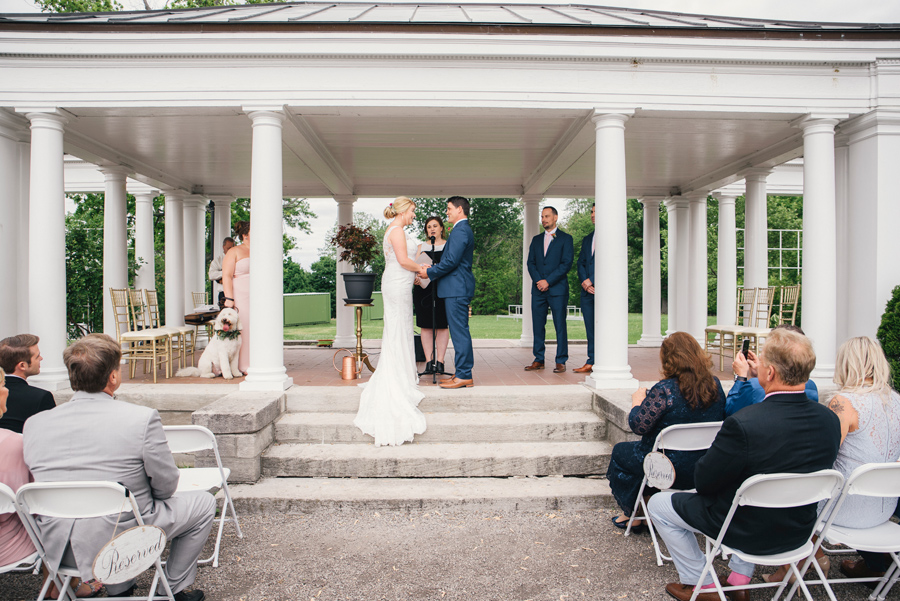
[34,0,122,12]
[308,255,337,317]
[230,196,315,259]
[467,198,523,315]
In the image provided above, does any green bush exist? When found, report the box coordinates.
[876,285,900,391]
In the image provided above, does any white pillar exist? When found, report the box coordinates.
[23,111,69,390]
[182,196,206,310]
[100,167,129,338]
[688,194,708,342]
[668,197,691,333]
[586,111,637,390]
[664,200,676,336]
[333,195,357,348]
[799,117,840,380]
[714,192,738,325]
[637,197,663,347]
[209,196,234,301]
[133,190,158,291]
[0,120,25,338]
[164,190,186,327]
[834,142,850,344]
[519,196,542,347]
[17,139,30,333]
[742,169,772,290]
[240,109,292,391]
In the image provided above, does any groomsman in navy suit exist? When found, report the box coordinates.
[574,205,596,374]
[420,196,476,389]
[525,206,574,373]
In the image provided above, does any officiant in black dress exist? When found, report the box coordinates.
[413,216,450,375]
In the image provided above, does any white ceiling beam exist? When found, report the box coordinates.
[282,109,354,197]
[522,112,595,197]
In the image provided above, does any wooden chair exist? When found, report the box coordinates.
[109,288,170,382]
[775,284,801,326]
[191,291,207,308]
[705,287,757,372]
[144,289,195,370]
[734,286,776,354]
[190,291,214,343]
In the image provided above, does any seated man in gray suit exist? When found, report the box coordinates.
[23,334,214,601]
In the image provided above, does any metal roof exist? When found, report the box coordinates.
[1,1,897,31]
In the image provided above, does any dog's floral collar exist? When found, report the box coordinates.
[216,330,241,340]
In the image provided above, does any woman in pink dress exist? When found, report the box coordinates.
[0,368,36,569]
[223,220,251,375]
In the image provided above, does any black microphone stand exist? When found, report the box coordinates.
[419,235,450,384]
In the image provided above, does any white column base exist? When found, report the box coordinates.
[636,335,664,347]
[28,370,71,391]
[240,369,294,391]
[333,335,356,347]
[585,367,639,391]
[518,334,533,347]
[810,366,835,382]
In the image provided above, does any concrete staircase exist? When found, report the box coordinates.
[229,385,618,512]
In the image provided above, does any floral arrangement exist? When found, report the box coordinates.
[329,224,379,272]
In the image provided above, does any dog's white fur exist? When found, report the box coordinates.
[176,308,242,379]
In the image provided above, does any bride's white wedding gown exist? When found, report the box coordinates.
[353,225,427,446]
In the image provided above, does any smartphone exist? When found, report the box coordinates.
[741,339,750,359]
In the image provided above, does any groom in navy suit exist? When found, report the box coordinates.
[419,196,476,389]
[574,204,596,374]
[525,206,574,373]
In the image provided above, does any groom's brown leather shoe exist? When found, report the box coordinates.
[573,364,593,373]
[553,363,566,373]
[439,377,474,389]
[524,361,544,371]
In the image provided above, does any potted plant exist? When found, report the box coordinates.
[330,224,379,303]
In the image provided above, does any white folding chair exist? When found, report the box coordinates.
[788,462,900,601]
[625,421,724,566]
[15,481,175,601]
[163,425,242,568]
[689,469,844,601]
[0,482,42,577]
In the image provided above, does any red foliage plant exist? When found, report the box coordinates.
[329,224,379,272]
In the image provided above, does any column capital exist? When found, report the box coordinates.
[245,109,286,127]
[794,115,842,135]
[664,196,691,210]
[182,196,207,209]
[740,167,774,181]
[685,191,709,204]
[98,165,131,181]
[591,111,632,130]
[162,189,187,201]
[21,109,67,132]
[638,196,665,209]
[520,195,543,206]
[334,195,357,205]
[208,195,235,207]
[712,191,738,205]
[132,191,157,204]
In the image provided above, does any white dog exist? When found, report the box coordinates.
[176,307,243,379]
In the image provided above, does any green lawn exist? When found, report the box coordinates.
[284,314,716,345]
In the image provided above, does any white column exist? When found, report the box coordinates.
[333,195,357,348]
[664,200,676,336]
[742,169,772,290]
[164,190,186,327]
[24,111,69,390]
[209,196,234,301]
[519,196,542,347]
[714,192,738,325]
[133,190,158,291]
[637,197,663,347]
[241,109,292,391]
[799,117,840,380]
[688,194,708,342]
[668,198,691,333]
[100,167,129,338]
[17,139,30,333]
[0,121,25,338]
[587,111,637,390]
[182,196,206,310]
[834,142,850,344]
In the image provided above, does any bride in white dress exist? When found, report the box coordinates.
[354,196,427,446]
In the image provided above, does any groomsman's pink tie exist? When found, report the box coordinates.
[544,232,551,255]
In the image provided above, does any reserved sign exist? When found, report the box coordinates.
[92,526,167,584]
[643,452,676,490]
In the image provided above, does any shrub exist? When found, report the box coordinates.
[876,285,900,391]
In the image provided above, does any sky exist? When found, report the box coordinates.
[5,0,900,267]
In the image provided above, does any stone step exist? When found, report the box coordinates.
[261,441,612,478]
[284,384,594,413]
[229,476,614,513]
[275,411,605,444]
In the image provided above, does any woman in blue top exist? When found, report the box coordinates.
[608,331,726,530]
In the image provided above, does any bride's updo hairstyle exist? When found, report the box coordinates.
[384,196,415,220]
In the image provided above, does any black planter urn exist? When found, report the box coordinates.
[342,272,377,304]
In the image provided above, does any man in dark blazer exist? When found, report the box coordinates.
[574,204,596,373]
[647,328,841,601]
[0,333,56,433]
[525,206,574,373]
[420,196,476,389]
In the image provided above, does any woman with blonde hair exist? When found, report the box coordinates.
[223,220,251,375]
[607,331,725,530]
[354,196,427,446]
